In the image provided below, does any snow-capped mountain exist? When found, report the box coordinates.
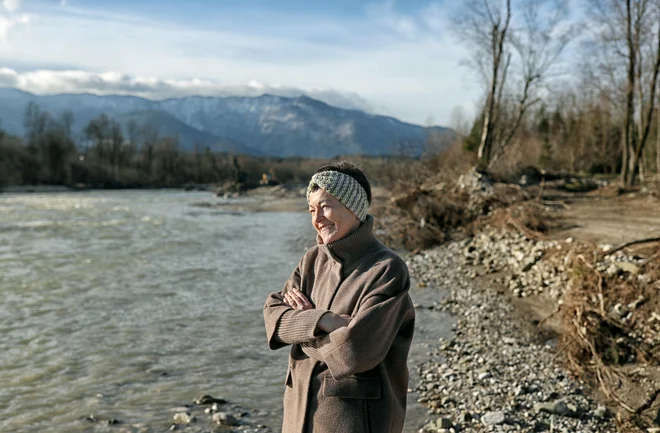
[0,88,453,157]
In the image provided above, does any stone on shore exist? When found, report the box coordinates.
[172,412,195,424]
[195,394,227,405]
[407,235,619,433]
[533,399,578,417]
[213,412,239,426]
[481,411,506,426]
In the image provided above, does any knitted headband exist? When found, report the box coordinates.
[306,170,369,222]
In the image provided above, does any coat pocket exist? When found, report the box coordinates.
[322,375,381,399]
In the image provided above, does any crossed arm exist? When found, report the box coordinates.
[283,288,352,333]
[263,264,413,380]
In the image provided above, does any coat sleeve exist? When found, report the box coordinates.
[263,261,329,350]
[300,262,414,380]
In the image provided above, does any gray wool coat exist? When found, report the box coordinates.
[263,216,415,433]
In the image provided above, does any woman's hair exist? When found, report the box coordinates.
[312,160,372,205]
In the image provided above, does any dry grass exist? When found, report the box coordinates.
[371,141,567,250]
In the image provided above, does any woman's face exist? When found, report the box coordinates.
[308,188,361,244]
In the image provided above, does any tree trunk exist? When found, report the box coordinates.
[656,106,660,176]
[477,91,495,164]
[621,130,629,183]
[477,0,511,168]
[628,8,660,185]
[622,0,637,187]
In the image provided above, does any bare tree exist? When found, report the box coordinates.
[589,0,660,186]
[657,100,660,175]
[454,0,512,166]
[454,0,575,169]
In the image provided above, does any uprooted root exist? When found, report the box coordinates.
[558,247,660,427]
[375,173,532,251]
[467,200,564,241]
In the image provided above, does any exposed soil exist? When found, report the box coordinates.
[544,189,660,246]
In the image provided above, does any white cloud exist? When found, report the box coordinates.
[0,13,28,43]
[0,67,376,112]
[0,2,483,125]
[0,0,28,44]
[2,0,21,12]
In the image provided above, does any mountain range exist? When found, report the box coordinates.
[0,88,453,158]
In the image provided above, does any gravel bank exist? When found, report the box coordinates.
[406,240,618,433]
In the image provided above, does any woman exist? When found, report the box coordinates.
[263,161,415,433]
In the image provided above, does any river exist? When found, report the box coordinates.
[0,190,452,433]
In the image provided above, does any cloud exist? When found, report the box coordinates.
[2,0,21,12]
[0,0,27,44]
[0,13,28,43]
[0,1,482,125]
[0,67,376,112]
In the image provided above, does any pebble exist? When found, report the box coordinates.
[407,240,618,433]
[436,417,453,429]
[533,399,578,417]
[481,411,506,426]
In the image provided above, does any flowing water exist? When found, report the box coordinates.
[0,190,452,433]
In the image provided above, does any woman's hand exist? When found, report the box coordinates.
[283,288,313,310]
[317,313,352,333]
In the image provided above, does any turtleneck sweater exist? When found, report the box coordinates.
[273,215,383,343]
[263,215,415,433]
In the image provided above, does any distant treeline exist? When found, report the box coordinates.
[0,102,419,190]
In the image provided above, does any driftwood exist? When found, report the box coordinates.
[605,237,660,257]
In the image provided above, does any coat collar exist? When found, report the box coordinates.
[317,215,377,265]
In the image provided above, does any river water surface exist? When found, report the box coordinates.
[0,190,452,433]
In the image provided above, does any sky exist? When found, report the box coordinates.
[0,0,494,125]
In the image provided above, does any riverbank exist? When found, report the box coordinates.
[407,242,616,432]
[402,188,660,432]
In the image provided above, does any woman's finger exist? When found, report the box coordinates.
[291,289,310,306]
[284,293,297,308]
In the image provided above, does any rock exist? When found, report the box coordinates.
[477,371,492,380]
[609,303,629,321]
[533,400,577,417]
[195,394,227,405]
[617,262,640,275]
[172,412,195,424]
[436,417,453,429]
[481,411,506,426]
[532,421,551,431]
[606,264,620,276]
[213,412,239,426]
[456,412,472,424]
[422,421,436,431]
[593,405,608,418]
